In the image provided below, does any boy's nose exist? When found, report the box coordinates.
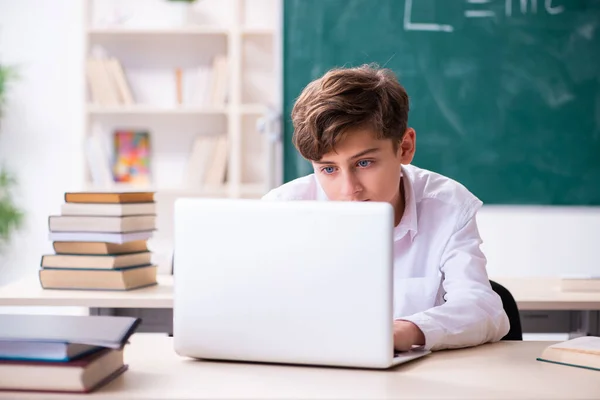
[339,173,363,200]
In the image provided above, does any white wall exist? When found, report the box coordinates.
[0,0,85,296]
[479,206,600,278]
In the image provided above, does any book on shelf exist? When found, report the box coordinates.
[179,55,228,107]
[86,51,228,109]
[0,314,139,393]
[85,124,114,188]
[210,54,229,106]
[85,126,153,190]
[86,55,134,106]
[184,134,228,188]
[183,63,212,106]
[113,130,151,185]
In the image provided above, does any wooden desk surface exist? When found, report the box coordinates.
[1,334,598,399]
[0,275,173,308]
[1,275,600,311]
[492,277,600,310]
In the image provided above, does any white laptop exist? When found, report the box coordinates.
[172,198,430,369]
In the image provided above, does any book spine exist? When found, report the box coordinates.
[38,269,45,289]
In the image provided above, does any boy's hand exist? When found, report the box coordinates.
[393,320,425,352]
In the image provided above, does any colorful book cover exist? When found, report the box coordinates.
[112,131,151,184]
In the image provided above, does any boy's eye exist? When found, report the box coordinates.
[323,166,336,174]
[357,160,372,168]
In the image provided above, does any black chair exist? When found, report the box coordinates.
[490,280,523,340]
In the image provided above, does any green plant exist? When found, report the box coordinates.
[0,168,23,244]
[0,63,23,246]
[0,65,17,118]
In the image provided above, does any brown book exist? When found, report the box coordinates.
[0,347,126,393]
[53,240,148,255]
[64,192,154,204]
[48,215,156,233]
[39,265,158,290]
[41,251,152,270]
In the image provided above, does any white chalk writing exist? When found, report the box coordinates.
[545,0,565,15]
[465,10,496,17]
[403,0,455,32]
[506,0,565,16]
[404,0,566,32]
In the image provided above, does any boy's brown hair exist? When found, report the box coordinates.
[291,63,410,161]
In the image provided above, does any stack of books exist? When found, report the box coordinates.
[41,191,158,291]
[0,314,140,394]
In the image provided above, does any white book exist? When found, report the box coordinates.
[198,65,213,106]
[204,135,229,186]
[84,132,113,187]
[87,58,121,106]
[49,215,156,233]
[184,136,217,188]
[48,231,154,244]
[107,58,134,105]
[210,55,228,106]
[60,202,156,217]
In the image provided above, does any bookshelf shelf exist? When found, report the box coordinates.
[159,183,265,197]
[241,28,275,36]
[88,27,229,36]
[87,183,265,198]
[240,104,270,115]
[87,105,228,116]
[87,104,269,116]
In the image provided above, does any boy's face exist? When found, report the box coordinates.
[312,127,416,204]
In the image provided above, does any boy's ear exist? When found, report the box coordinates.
[399,128,416,164]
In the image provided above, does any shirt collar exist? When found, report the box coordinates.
[394,165,418,242]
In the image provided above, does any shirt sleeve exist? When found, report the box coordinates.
[399,202,510,351]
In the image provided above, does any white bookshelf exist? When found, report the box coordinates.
[87,105,228,115]
[88,27,230,36]
[82,0,282,272]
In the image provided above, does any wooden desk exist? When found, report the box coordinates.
[0,334,598,399]
[0,275,173,308]
[492,277,600,311]
[1,276,599,335]
[2,275,600,310]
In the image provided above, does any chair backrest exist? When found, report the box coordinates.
[490,280,523,340]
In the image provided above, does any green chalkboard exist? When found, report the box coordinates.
[283,0,600,205]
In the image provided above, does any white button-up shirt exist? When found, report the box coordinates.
[262,163,510,351]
